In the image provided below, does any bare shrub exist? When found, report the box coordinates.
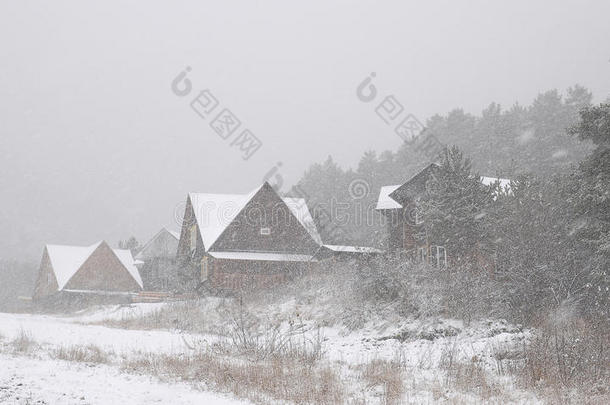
[352,256,508,323]
[439,340,503,399]
[12,328,35,353]
[226,298,323,363]
[53,344,111,364]
[360,359,404,405]
[516,315,609,402]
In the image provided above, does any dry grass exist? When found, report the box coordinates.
[11,328,36,353]
[439,340,504,400]
[122,348,344,405]
[53,344,111,364]
[514,317,610,403]
[360,359,404,405]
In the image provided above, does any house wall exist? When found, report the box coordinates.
[383,210,403,254]
[32,248,59,299]
[177,197,202,262]
[64,242,141,292]
[138,258,178,291]
[208,258,313,291]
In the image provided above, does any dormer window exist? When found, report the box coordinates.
[260,227,271,235]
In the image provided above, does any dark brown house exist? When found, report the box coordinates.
[33,241,143,300]
[376,163,509,268]
[177,182,323,291]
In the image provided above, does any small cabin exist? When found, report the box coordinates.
[33,240,143,303]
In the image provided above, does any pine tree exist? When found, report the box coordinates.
[420,146,493,263]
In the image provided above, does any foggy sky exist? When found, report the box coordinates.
[1,0,609,262]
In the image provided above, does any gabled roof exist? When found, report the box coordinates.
[377,163,512,210]
[45,241,143,290]
[388,163,440,204]
[375,163,440,211]
[376,185,402,210]
[135,227,180,260]
[112,248,144,288]
[188,183,322,251]
[46,242,101,290]
[282,197,323,245]
[188,185,262,251]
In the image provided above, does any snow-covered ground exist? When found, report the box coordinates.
[0,302,540,404]
[0,353,247,405]
[0,311,193,355]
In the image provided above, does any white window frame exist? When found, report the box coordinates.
[430,245,447,268]
[260,227,271,235]
[418,247,427,263]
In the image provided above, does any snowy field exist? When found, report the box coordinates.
[0,301,542,404]
[0,354,247,405]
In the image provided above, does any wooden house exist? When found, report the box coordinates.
[376,163,510,267]
[176,182,323,291]
[33,241,143,301]
[135,227,180,290]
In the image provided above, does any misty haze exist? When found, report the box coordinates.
[1,1,609,404]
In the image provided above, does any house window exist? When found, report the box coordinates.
[190,225,197,252]
[418,247,428,263]
[414,210,423,225]
[201,257,209,282]
[260,227,271,235]
[430,245,447,268]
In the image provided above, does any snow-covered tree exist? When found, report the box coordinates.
[419,146,492,263]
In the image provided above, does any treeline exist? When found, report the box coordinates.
[0,259,37,311]
[290,86,598,247]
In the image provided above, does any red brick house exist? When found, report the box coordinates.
[177,182,323,291]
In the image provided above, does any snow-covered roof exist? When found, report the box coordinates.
[188,185,261,251]
[376,185,402,210]
[378,172,511,211]
[46,242,101,290]
[208,251,315,262]
[45,241,143,290]
[323,244,383,254]
[480,176,511,191]
[112,248,143,288]
[282,197,323,245]
[189,184,322,250]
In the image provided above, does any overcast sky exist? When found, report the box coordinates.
[1,0,609,261]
